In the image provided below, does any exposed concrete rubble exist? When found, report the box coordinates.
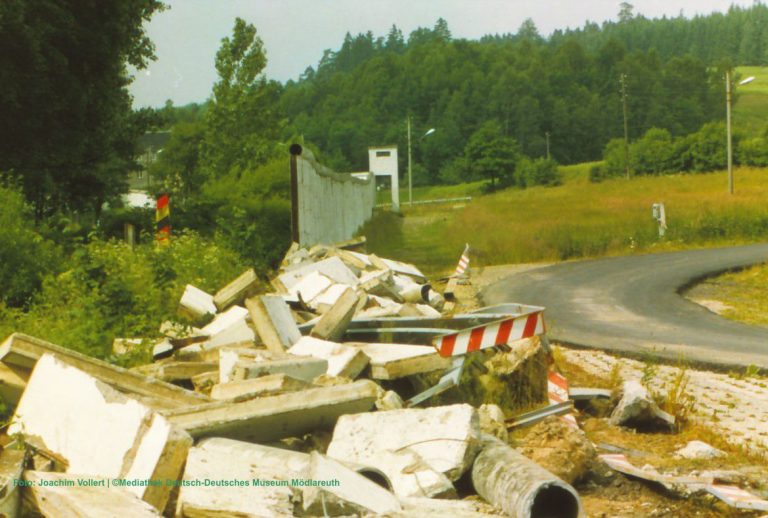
[10,241,758,516]
[610,379,675,429]
[9,354,191,511]
[23,471,162,517]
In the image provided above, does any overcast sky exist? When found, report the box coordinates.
[128,0,755,108]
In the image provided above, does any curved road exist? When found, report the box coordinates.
[482,243,768,368]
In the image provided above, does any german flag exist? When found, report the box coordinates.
[156,193,170,244]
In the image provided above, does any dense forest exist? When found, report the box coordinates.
[278,3,768,184]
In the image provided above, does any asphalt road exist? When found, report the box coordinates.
[482,244,768,369]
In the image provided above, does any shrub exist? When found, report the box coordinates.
[0,185,61,307]
[515,157,561,187]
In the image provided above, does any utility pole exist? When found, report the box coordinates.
[545,131,550,160]
[620,73,630,180]
[407,115,413,206]
[726,69,734,195]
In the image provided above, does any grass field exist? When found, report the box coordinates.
[689,265,768,328]
[734,66,768,134]
[363,164,768,276]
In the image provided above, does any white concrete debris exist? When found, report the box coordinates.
[177,438,300,517]
[9,354,191,511]
[291,270,334,304]
[288,336,369,378]
[279,256,359,292]
[198,305,254,350]
[300,452,401,516]
[675,440,727,460]
[327,404,481,497]
[178,284,217,321]
[609,380,674,428]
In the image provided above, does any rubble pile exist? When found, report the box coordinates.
[0,239,764,516]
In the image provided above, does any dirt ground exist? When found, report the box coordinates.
[445,265,768,518]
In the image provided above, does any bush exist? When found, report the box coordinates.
[601,138,628,179]
[0,186,61,307]
[5,231,248,359]
[630,127,676,175]
[515,157,561,187]
[738,137,768,167]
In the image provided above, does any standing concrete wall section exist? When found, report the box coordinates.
[290,144,376,247]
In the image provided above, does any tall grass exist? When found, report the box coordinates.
[364,166,768,275]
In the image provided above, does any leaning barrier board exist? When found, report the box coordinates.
[433,305,545,358]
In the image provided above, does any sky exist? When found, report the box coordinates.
[128,0,755,108]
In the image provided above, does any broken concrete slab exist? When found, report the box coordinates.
[0,448,25,518]
[312,283,354,312]
[675,440,726,460]
[609,380,675,429]
[0,333,208,408]
[310,287,359,341]
[9,354,192,511]
[288,336,369,378]
[278,256,359,293]
[232,355,329,384]
[327,404,480,487]
[359,269,403,302]
[178,284,217,321]
[245,295,301,353]
[22,471,161,517]
[478,404,509,442]
[166,380,379,442]
[213,268,260,311]
[210,373,309,400]
[132,361,218,383]
[376,390,405,411]
[300,452,401,516]
[198,305,255,350]
[176,439,298,517]
[351,343,451,379]
[290,270,334,303]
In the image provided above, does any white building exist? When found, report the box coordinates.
[368,145,399,211]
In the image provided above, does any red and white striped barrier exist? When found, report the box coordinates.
[548,370,579,428]
[433,311,545,358]
[454,243,470,277]
[707,485,768,511]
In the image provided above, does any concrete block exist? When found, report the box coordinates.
[166,380,379,442]
[176,438,308,517]
[199,305,255,350]
[245,295,301,353]
[131,361,218,383]
[290,270,333,304]
[178,284,217,321]
[9,354,192,511]
[279,256,359,292]
[213,268,260,311]
[288,336,369,378]
[327,404,481,483]
[300,452,401,516]
[232,356,329,384]
[610,380,675,429]
[313,283,353,312]
[217,348,301,383]
[0,448,25,518]
[351,343,452,379]
[310,288,360,342]
[22,471,161,517]
[0,333,208,408]
[210,373,309,400]
[416,303,442,318]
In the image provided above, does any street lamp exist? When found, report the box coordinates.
[726,71,755,194]
[407,115,436,206]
